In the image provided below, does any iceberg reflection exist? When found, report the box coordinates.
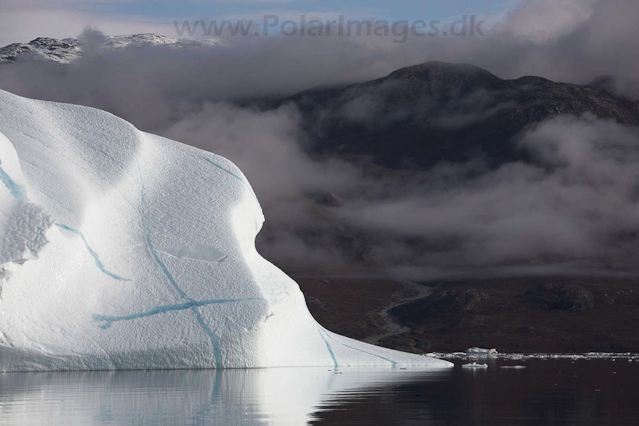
[0,367,449,425]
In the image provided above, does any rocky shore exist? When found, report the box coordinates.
[299,276,639,354]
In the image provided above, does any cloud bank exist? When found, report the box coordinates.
[1,0,639,277]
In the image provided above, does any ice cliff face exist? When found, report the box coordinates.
[0,132,54,292]
[0,89,451,371]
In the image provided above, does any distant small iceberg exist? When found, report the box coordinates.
[462,362,488,369]
[466,347,498,357]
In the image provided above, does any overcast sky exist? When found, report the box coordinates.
[0,0,512,45]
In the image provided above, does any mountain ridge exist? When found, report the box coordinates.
[0,33,217,65]
[268,60,639,169]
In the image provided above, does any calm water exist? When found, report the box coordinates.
[0,359,637,425]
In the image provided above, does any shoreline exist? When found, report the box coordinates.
[299,275,639,355]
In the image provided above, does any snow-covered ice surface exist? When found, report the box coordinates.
[0,89,451,371]
[0,131,54,294]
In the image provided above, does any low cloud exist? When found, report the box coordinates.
[337,116,639,272]
[0,0,639,276]
[170,106,639,276]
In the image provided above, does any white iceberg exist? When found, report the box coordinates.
[466,347,498,357]
[462,363,488,369]
[0,89,451,371]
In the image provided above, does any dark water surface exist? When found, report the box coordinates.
[0,359,637,425]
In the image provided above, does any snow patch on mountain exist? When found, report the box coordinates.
[0,34,218,65]
[0,37,80,64]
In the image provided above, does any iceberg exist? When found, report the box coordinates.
[466,347,498,357]
[0,89,451,371]
[462,363,488,369]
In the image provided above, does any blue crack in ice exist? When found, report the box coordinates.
[202,157,259,202]
[0,159,26,200]
[202,157,261,232]
[202,157,248,186]
[318,327,339,369]
[134,155,247,369]
[321,326,397,368]
[55,223,132,281]
[94,298,265,329]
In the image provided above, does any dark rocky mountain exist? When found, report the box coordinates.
[265,61,639,169]
[3,39,635,171]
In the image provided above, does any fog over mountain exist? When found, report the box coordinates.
[1,0,639,277]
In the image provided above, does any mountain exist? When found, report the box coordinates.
[267,61,639,169]
[0,33,217,65]
[0,89,450,371]
[0,37,81,64]
[3,36,635,171]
